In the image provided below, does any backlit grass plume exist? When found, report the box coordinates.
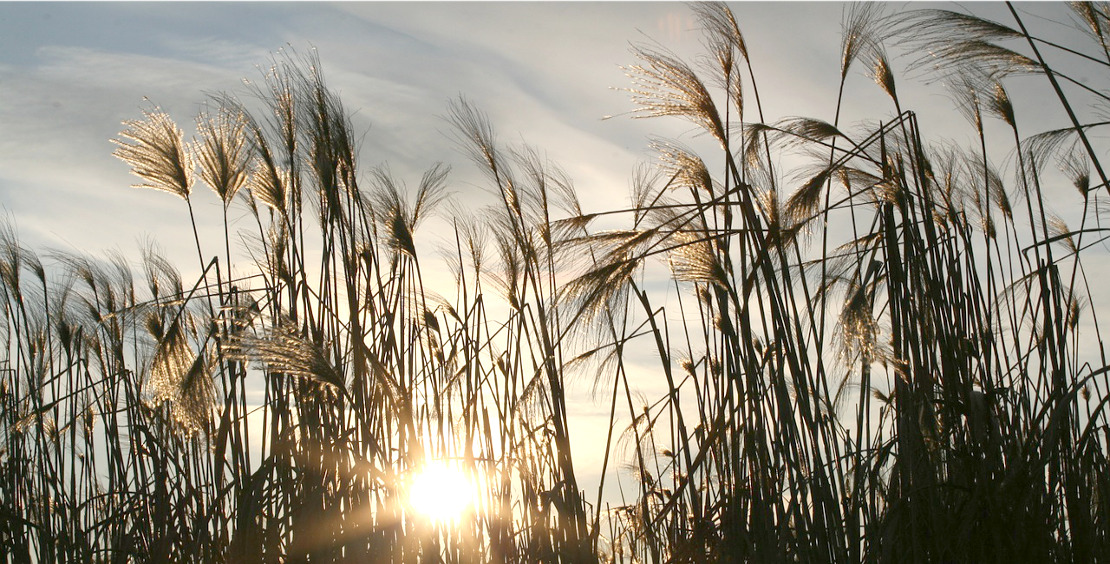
[112,109,195,200]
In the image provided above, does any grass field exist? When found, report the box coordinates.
[2,3,1109,562]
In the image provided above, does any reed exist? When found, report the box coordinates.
[1,3,1108,562]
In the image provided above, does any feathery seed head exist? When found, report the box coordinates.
[1060,151,1092,195]
[871,51,898,102]
[841,4,887,79]
[625,45,727,145]
[654,142,714,196]
[112,110,194,200]
[196,107,253,207]
[249,157,291,214]
[692,2,748,92]
[669,235,727,288]
[988,82,1016,127]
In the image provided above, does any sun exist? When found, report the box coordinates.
[408,460,475,524]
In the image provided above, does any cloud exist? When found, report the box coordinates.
[0,46,259,261]
[0,2,875,263]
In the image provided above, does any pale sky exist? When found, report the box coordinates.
[2,2,1086,255]
[1,2,1080,257]
[2,0,1105,502]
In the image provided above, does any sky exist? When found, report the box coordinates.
[1,2,1087,258]
[0,1,883,263]
[2,0,1106,503]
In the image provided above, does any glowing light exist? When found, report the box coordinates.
[408,460,474,523]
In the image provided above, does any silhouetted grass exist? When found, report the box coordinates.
[2,3,1109,563]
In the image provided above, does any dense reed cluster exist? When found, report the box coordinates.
[2,2,1109,562]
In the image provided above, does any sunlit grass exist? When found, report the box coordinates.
[3,3,1109,562]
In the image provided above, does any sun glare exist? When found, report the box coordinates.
[408,460,474,524]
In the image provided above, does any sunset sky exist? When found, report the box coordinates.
[1,0,1102,499]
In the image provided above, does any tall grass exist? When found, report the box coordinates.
[2,3,1109,562]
